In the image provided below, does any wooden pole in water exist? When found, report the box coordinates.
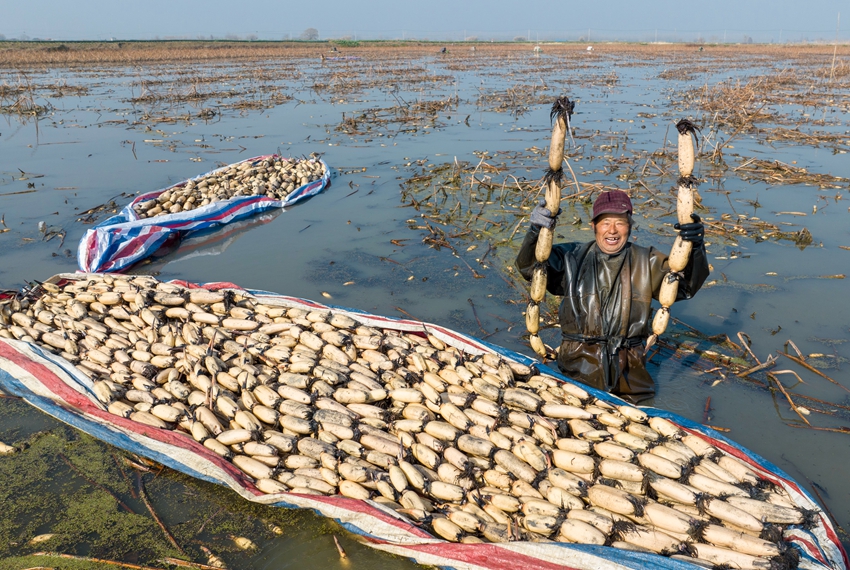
[646,119,699,352]
[527,97,574,356]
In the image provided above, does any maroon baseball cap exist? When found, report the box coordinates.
[592,190,633,220]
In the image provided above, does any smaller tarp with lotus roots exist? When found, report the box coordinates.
[0,274,846,570]
[77,154,331,273]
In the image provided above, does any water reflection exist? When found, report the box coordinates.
[129,209,282,275]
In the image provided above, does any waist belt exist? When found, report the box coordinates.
[561,333,645,391]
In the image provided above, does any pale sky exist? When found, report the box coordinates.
[2,0,846,43]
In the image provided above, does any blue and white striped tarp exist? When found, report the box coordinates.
[77,155,330,273]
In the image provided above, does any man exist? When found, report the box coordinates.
[516,190,709,403]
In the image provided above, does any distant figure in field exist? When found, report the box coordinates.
[587,45,594,52]
[440,47,447,53]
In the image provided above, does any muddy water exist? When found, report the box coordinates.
[1,47,849,564]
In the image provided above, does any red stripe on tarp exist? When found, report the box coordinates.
[429,325,489,350]
[130,190,165,210]
[84,229,102,268]
[0,341,106,411]
[787,532,829,565]
[0,341,260,493]
[817,516,850,568]
[361,539,583,570]
[171,280,246,292]
[162,197,275,231]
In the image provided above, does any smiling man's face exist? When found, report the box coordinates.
[591,213,630,255]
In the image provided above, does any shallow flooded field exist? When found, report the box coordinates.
[0,42,848,567]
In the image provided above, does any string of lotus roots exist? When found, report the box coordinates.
[646,119,700,353]
[526,97,575,357]
[132,157,326,219]
[0,275,812,570]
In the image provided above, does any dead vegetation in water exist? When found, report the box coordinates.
[0,73,51,117]
[476,83,552,115]
[0,97,49,117]
[0,41,332,66]
[761,126,850,150]
[0,53,459,125]
[734,157,849,188]
[655,326,850,434]
[814,58,850,79]
[679,57,850,135]
[684,75,782,128]
[336,96,458,137]
[120,63,303,121]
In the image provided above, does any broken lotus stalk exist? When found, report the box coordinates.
[647,119,699,352]
[528,97,575,357]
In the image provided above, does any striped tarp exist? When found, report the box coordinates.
[0,275,845,570]
[77,155,331,273]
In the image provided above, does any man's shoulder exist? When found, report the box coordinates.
[627,242,653,253]
[625,242,658,260]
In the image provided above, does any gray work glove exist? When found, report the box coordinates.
[530,199,560,230]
